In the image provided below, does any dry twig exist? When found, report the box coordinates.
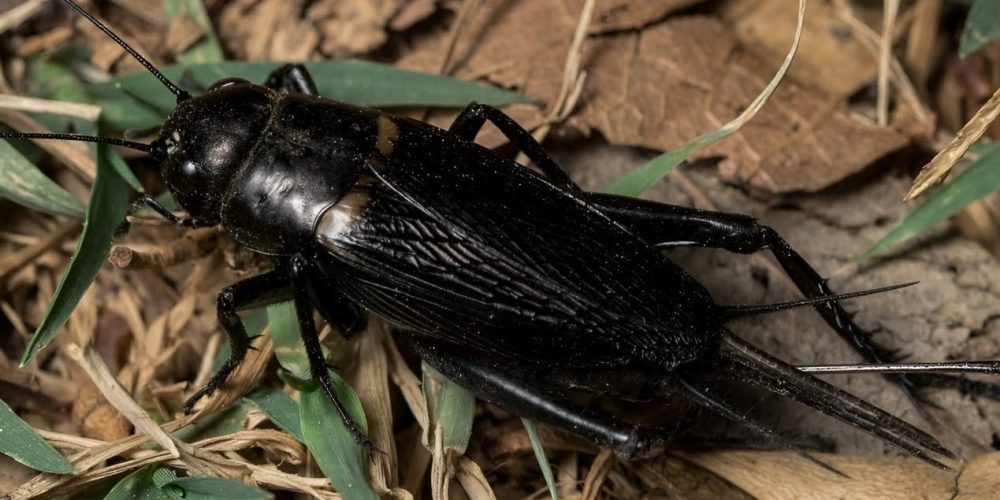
[905,86,1000,201]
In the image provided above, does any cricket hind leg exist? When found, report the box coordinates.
[184,266,293,413]
[264,63,319,95]
[305,268,367,339]
[583,193,922,402]
[289,254,374,451]
[447,103,580,192]
[408,335,683,459]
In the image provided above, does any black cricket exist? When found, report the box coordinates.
[12,0,1000,470]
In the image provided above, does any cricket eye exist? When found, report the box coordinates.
[209,78,249,92]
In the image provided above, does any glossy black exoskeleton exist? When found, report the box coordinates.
[14,0,1000,471]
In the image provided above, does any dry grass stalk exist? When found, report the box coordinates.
[353,327,400,494]
[437,0,484,75]
[580,449,614,500]
[833,0,933,127]
[0,94,101,122]
[879,0,901,127]
[109,227,223,270]
[525,0,594,151]
[65,344,182,459]
[906,85,1000,201]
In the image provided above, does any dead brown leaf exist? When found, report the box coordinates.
[718,0,878,98]
[218,0,319,61]
[308,0,405,57]
[587,0,705,33]
[399,2,907,193]
[164,12,205,56]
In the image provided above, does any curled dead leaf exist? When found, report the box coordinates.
[399,3,907,193]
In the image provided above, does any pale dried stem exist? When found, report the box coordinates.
[109,226,223,269]
[580,449,614,500]
[35,429,107,450]
[879,0,900,127]
[905,86,1000,200]
[65,344,182,459]
[9,415,197,499]
[529,0,595,147]
[834,1,932,126]
[354,326,398,492]
[437,0,484,75]
[0,94,102,121]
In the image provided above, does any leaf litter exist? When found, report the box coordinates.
[4,0,1000,499]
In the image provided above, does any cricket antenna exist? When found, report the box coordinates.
[62,0,190,103]
[0,132,156,156]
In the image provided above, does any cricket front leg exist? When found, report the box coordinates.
[184,266,293,413]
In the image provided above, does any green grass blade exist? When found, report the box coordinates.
[243,387,304,442]
[90,61,532,130]
[299,372,376,500]
[172,402,249,442]
[150,466,178,488]
[103,466,172,500]
[0,141,85,217]
[856,144,1000,262]
[20,144,132,365]
[600,136,710,197]
[162,477,273,500]
[523,419,558,500]
[162,0,225,64]
[422,363,475,452]
[266,301,310,378]
[266,300,373,497]
[960,0,1000,58]
[0,398,73,474]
